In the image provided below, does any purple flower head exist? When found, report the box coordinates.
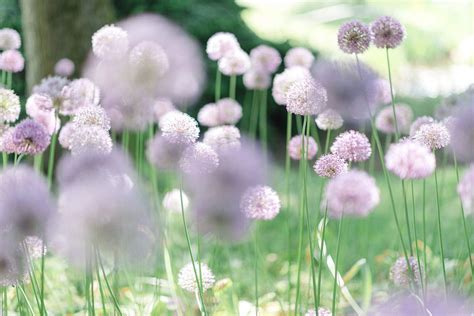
[286,77,328,116]
[313,154,348,178]
[371,16,406,49]
[240,185,281,220]
[331,130,371,162]
[12,119,51,155]
[449,104,474,163]
[54,58,75,77]
[337,20,371,54]
[179,142,219,175]
[146,133,187,170]
[385,140,435,179]
[288,135,318,160]
[243,69,271,90]
[0,236,28,286]
[390,256,423,288]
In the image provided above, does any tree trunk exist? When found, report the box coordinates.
[20,0,115,92]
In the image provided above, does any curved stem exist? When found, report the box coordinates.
[385,48,400,141]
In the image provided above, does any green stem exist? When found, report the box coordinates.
[411,180,425,296]
[254,224,259,315]
[401,180,414,256]
[3,152,8,168]
[97,250,123,315]
[47,131,57,189]
[94,251,107,316]
[215,68,222,102]
[331,213,345,315]
[434,167,448,296]
[385,48,400,141]
[284,111,292,305]
[229,75,236,100]
[40,237,46,315]
[317,205,329,308]
[259,89,268,154]
[249,90,259,138]
[422,179,427,291]
[324,130,332,154]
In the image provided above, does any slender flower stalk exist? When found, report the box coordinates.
[410,180,425,296]
[47,132,57,189]
[254,223,259,314]
[434,167,448,296]
[422,179,427,290]
[331,213,345,315]
[284,111,293,304]
[249,90,259,138]
[401,180,413,256]
[215,68,222,102]
[259,89,268,155]
[385,48,400,140]
[229,75,236,100]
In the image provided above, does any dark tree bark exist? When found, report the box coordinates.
[20,0,115,92]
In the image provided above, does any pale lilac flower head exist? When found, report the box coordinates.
[286,77,328,116]
[249,45,281,74]
[129,41,170,89]
[54,58,75,77]
[197,103,220,127]
[313,154,348,178]
[385,140,435,179]
[240,185,281,220]
[243,70,271,90]
[26,94,54,118]
[0,237,27,286]
[331,130,371,162]
[218,49,251,76]
[103,94,154,132]
[0,128,15,153]
[163,189,189,213]
[413,121,450,150]
[217,98,242,125]
[315,109,344,130]
[284,47,314,69]
[68,126,112,156]
[337,20,371,54]
[206,32,240,61]
[203,125,241,153]
[0,88,20,122]
[458,165,474,214]
[146,133,186,170]
[305,308,332,316]
[375,104,413,134]
[60,78,100,115]
[24,236,47,259]
[58,122,75,149]
[374,78,391,105]
[0,28,21,50]
[371,16,406,49]
[322,170,380,218]
[12,119,50,155]
[288,135,318,160]
[409,116,434,138]
[390,256,422,288]
[92,24,129,60]
[179,142,219,175]
[272,66,311,105]
[178,262,215,292]
[72,105,111,131]
[159,111,199,145]
[33,111,60,135]
[0,50,24,73]
[0,165,55,240]
[449,105,474,163]
[153,98,175,122]
[32,76,70,108]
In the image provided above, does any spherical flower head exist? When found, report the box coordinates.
[163,189,189,213]
[288,135,318,160]
[146,133,186,170]
[305,308,332,316]
[54,58,75,77]
[0,28,21,50]
[249,45,281,74]
[32,76,70,107]
[153,98,175,122]
[92,24,129,60]
[24,236,47,259]
[178,262,215,293]
[72,105,111,131]
[272,66,311,105]
[458,165,474,214]
[129,41,169,79]
[371,16,406,49]
[390,256,422,288]
[0,50,24,73]
[413,122,450,150]
[314,154,348,178]
[218,49,251,76]
[337,20,371,54]
[206,32,240,61]
[331,130,372,162]
[203,125,241,153]
[0,239,27,286]
[0,88,20,123]
[198,103,220,127]
[409,116,434,138]
[159,111,199,145]
[243,70,271,90]
[447,104,474,163]
[0,128,15,153]
[179,142,219,175]
[315,109,344,130]
[375,104,413,134]
[60,78,100,115]
[322,169,380,218]
[284,47,314,69]
[12,119,50,155]
[374,78,391,104]
[385,140,435,179]
[286,77,328,116]
[69,125,113,155]
[33,111,60,135]
[217,98,242,125]
[240,185,281,220]
[58,122,75,149]
[26,94,54,118]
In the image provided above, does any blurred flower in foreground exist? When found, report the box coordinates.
[178,262,215,293]
[314,154,348,178]
[206,32,240,61]
[337,20,371,54]
[331,130,371,162]
[305,308,332,316]
[240,185,281,220]
[203,125,241,153]
[54,58,75,77]
[390,256,422,288]
[0,237,27,286]
[284,47,314,69]
[146,133,186,170]
[272,66,311,105]
[413,121,450,150]
[286,77,328,116]
[0,49,24,73]
[26,93,53,117]
[0,88,20,123]
[409,116,434,138]
[249,45,281,74]
[386,140,435,179]
[92,24,129,60]
[0,28,21,50]
[69,125,112,156]
[179,142,219,175]
[163,189,189,213]
[243,70,271,90]
[153,98,175,122]
[458,164,474,214]
[288,135,318,160]
[315,109,344,131]
[449,104,474,162]
[375,104,413,134]
[24,235,47,259]
[371,16,406,49]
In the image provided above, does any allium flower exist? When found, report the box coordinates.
[68,126,112,155]
[0,239,27,286]
[104,95,154,132]
[288,135,318,160]
[92,24,129,60]
[240,185,281,220]
[390,256,422,288]
[179,142,219,175]
[217,98,242,125]
[331,130,371,162]
[129,41,170,86]
[206,32,240,61]
[409,116,434,138]
[163,189,189,213]
[371,16,406,49]
[153,98,175,122]
[178,262,215,293]
[385,140,435,179]
[0,28,21,50]
[243,70,271,90]
[159,111,199,145]
[26,94,54,118]
[313,154,348,178]
[0,166,55,239]
[322,170,380,218]
[315,109,344,130]
[72,105,111,131]
[58,122,75,149]
[60,78,100,115]
[458,165,474,213]
[24,236,47,259]
[0,127,15,153]
[197,103,220,127]
[284,47,314,69]
[203,125,241,153]
[449,105,474,163]
[286,77,328,116]
[0,50,24,73]
[33,111,60,135]
[0,88,20,122]
[12,119,51,155]
[375,104,413,134]
[413,122,450,150]
[54,58,75,77]
[249,45,281,74]
[305,308,332,316]
[218,49,251,76]
[337,20,371,54]
[374,78,391,105]
[272,66,311,105]
[146,133,186,170]
[32,76,70,107]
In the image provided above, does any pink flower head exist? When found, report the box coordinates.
[284,47,314,69]
[0,50,24,73]
[243,69,271,90]
[315,109,344,130]
[375,104,413,134]
[240,185,281,220]
[288,135,318,160]
[313,154,348,178]
[218,49,251,76]
[0,28,21,50]
[337,20,371,54]
[216,98,242,125]
[159,111,199,145]
[12,119,51,155]
[26,94,54,118]
[203,125,241,153]
[197,103,220,127]
[54,58,75,77]
[331,130,371,162]
[409,116,434,137]
[385,139,436,179]
[206,32,240,61]
[371,16,406,49]
[92,24,129,60]
[286,77,328,116]
[33,111,60,135]
[272,66,311,105]
[413,121,450,150]
[249,45,281,74]
[179,142,219,175]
